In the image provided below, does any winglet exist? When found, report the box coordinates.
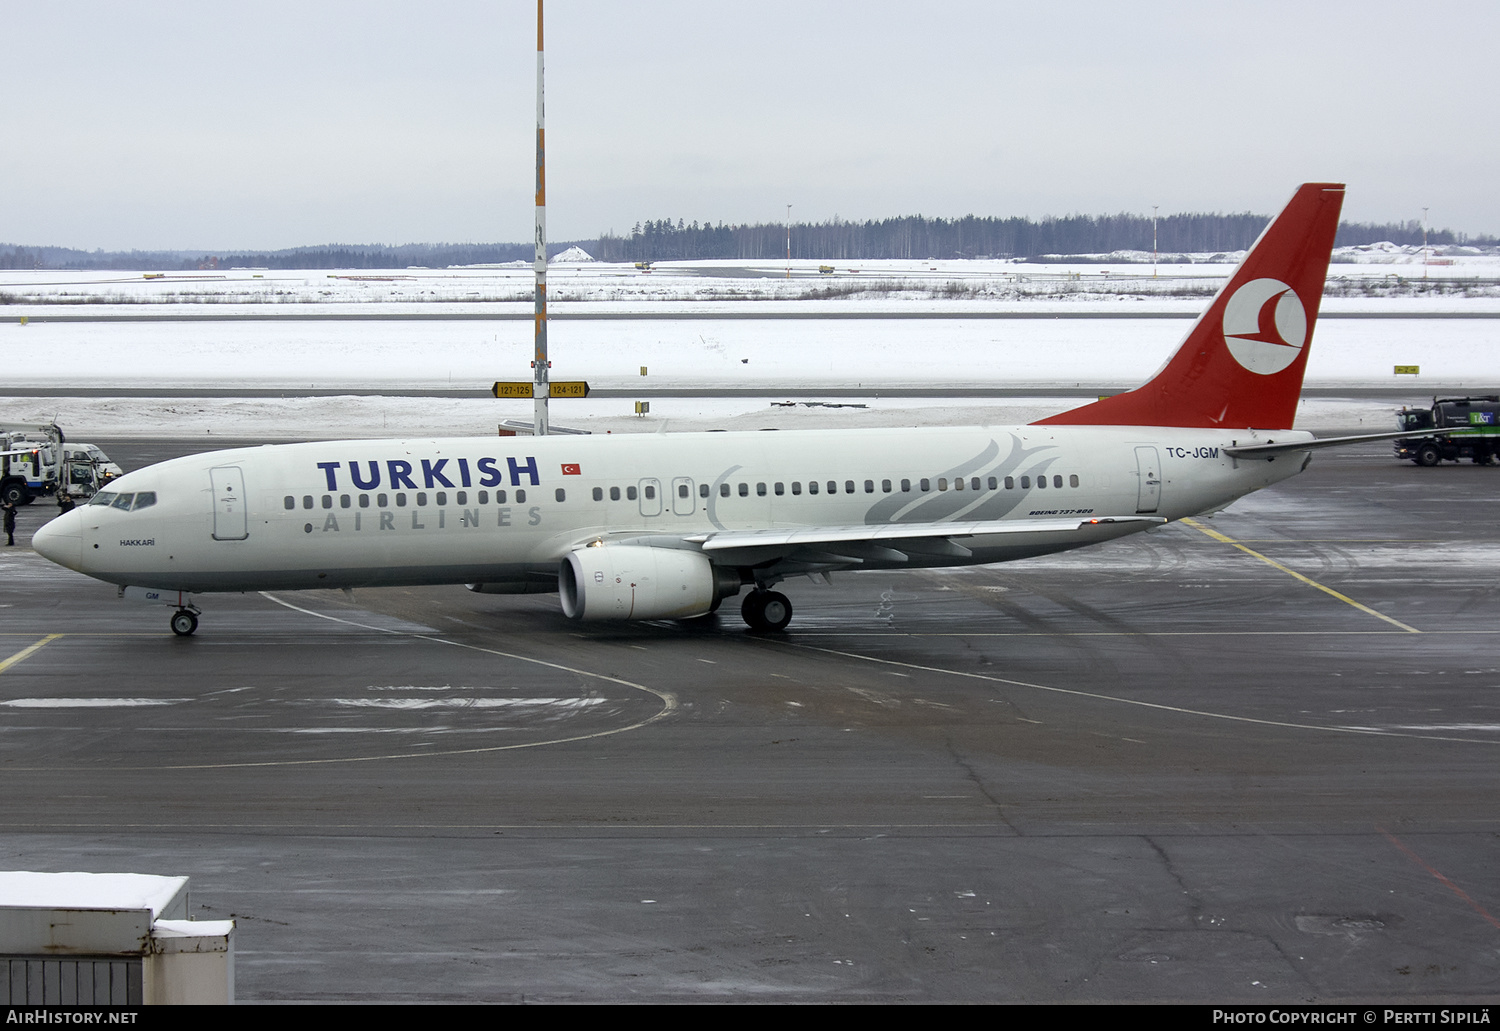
[1034,183,1345,430]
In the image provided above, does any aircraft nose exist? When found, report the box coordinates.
[32,508,84,571]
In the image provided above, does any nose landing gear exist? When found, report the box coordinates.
[170,607,200,637]
[741,589,793,632]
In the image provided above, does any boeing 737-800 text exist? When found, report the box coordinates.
[36,184,1390,636]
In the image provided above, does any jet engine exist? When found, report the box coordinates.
[559,545,739,621]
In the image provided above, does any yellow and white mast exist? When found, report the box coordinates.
[532,0,549,435]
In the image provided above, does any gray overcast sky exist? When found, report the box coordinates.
[5,1,1496,251]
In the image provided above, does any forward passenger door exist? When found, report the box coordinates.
[210,466,249,540]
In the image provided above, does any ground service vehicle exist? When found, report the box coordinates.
[1,425,63,505]
[1394,397,1500,466]
[0,425,120,504]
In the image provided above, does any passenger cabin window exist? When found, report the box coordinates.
[627,486,637,501]
[643,485,655,500]
[774,482,784,496]
[809,481,819,495]
[1070,475,1080,487]
[719,483,730,497]
[610,486,621,501]
[593,487,603,501]
[791,482,802,495]
[864,480,874,493]
[678,484,690,498]
[699,484,709,498]
[757,483,767,496]
[322,495,333,509]
[283,496,295,510]
[340,495,351,508]
[515,489,526,503]
[555,488,566,502]
[303,496,314,509]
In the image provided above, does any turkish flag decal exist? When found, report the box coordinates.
[561,463,581,475]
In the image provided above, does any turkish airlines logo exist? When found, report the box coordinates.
[1222,278,1307,376]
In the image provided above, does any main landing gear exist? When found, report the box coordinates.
[741,589,793,633]
[170,608,199,637]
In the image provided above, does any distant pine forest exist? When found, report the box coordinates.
[3,213,1494,270]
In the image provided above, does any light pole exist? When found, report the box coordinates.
[532,0,549,435]
[1152,205,1159,278]
[1422,206,1430,280]
[786,204,792,280]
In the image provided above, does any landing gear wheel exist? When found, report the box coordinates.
[742,590,793,632]
[170,610,198,637]
[741,592,764,628]
[1415,444,1442,467]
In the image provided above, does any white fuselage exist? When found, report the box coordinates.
[34,423,1309,595]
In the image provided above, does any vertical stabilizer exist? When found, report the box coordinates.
[1035,182,1344,430]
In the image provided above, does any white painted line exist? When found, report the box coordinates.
[762,639,1500,747]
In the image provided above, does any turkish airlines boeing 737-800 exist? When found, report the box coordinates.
[36,183,1398,636]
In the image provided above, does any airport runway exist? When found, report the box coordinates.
[2,438,1498,1003]
[11,310,1500,323]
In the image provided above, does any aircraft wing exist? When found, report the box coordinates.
[1223,429,1443,458]
[668,515,1165,573]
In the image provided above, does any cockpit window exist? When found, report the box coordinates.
[132,492,157,511]
[110,493,136,510]
[90,492,117,507]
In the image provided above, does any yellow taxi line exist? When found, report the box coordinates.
[1182,518,1421,634]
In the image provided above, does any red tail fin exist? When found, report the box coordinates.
[1035,182,1344,430]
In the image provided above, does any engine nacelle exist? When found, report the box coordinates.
[559,545,736,621]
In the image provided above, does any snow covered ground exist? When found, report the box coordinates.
[1,257,1495,440]
[3,309,1494,393]
[2,250,1497,310]
[0,393,1415,442]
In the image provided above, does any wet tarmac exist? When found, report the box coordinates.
[1,437,1497,1002]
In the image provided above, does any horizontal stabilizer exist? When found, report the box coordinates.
[1223,429,1442,458]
